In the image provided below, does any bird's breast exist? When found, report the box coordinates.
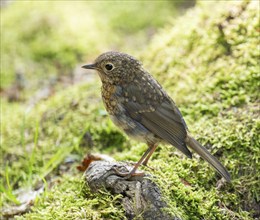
[101,82,161,144]
[101,84,117,115]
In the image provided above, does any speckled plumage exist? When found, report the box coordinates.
[82,51,231,182]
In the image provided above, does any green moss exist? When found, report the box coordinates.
[147,103,258,220]
[140,1,259,219]
[18,175,125,220]
[1,82,104,191]
[1,0,259,219]
[143,0,259,111]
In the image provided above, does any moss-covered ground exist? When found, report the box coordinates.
[1,1,259,219]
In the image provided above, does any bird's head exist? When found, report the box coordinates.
[82,51,142,84]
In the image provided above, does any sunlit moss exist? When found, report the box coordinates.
[1,1,259,219]
[140,1,259,219]
[18,175,125,220]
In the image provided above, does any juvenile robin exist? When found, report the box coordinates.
[82,51,231,182]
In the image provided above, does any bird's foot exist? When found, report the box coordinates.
[141,162,155,171]
[127,161,154,171]
[112,167,145,180]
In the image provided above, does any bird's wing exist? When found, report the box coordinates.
[123,82,192,158]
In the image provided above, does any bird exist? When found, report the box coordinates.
[82,51,231,182]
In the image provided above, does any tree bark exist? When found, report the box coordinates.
[85,161,181,220]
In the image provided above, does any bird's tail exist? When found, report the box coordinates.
[186,134,231,182]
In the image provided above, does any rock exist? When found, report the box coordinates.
[85,161,181,220]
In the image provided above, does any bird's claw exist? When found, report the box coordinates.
[112,167,145,180]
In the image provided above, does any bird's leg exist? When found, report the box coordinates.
[113,146,153,178]
[142,143,158,166]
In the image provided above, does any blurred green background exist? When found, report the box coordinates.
[1,0,194,100]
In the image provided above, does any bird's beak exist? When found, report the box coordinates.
[81,63,96,69]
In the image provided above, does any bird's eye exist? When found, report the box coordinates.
[105,63,114,71]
